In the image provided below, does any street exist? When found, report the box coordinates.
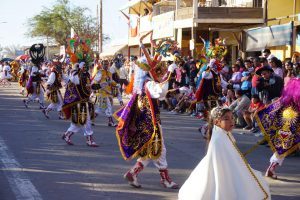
[0,83,299,200]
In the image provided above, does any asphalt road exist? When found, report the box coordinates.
[0,83,299,200]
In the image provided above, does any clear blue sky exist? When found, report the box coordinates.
[0,0,128,47]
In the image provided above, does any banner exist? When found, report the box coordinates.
[152,11,174,40]
[130,14,139,37]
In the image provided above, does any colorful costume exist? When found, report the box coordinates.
[92,62,118,126]
[256,78,300,179]
[23,65,45,109]
[61,63,98,147]
[195,38,228,111]
[43,66,64,119]
[23,44,46,109]
[114,32,179,189]
[18,64,29,95]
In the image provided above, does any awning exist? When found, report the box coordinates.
[100,44,127,58]
[120,0,152,15]
[245,22,293,51]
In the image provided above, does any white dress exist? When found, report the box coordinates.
[178,126,270,200]
[1,65,12,79]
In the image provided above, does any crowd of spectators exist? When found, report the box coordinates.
[123,49,300,134]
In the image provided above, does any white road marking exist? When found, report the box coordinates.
[0,137,42,200]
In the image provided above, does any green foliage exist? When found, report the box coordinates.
[27,0,108,47]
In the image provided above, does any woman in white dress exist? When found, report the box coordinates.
[0,62,12,86]
[178,107,270,200]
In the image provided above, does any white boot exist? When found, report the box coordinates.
[159,169,179,189]
[124,162,144,188]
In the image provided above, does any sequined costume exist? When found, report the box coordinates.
[114,31,179,188]
[42,66,64,119]
[61,63,98,147]
[256,78,300,179]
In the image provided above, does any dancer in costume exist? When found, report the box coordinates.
[195,37,228,111]
[92,59,118,127]
[178,107,270,200]
[110,55,125,106]
[42,64,64,119]
[18,63,29,95]
[256,78,300,179]
[114,31,179,189]
[61,62,98,147]
[23,44,46,109]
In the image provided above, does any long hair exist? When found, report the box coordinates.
[206,107,232,143]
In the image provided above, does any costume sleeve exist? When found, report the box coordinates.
[70,72,80,85]
[220,75,228,89]
[61,73,69,83]
[168,63,177,73]
[30,66,38,76]
[92,71,102,84]
[47,72,55,85]
[145,81,168,100]
[202,71,213,79]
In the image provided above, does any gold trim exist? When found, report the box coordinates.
[255,107,300,159]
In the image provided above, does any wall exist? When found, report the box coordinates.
[268,0,300,26]
[267,0,300,59]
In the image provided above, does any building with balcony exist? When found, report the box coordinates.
[121,0,265,62]
[245,0,300,60]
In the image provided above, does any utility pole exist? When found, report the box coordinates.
[97,4,99,52]
[99,0,103,54]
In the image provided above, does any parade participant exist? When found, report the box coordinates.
[114,31,179,189]
[109,59,124,107]
[23,44,46,109]
[179,107,270,200]
[17,63,29,95]
[0,61,12,86]
[92,59,118,127]
[61,62,98,147]
[256,78,300,179]
[195,37,228,113]
[42,64,64,119]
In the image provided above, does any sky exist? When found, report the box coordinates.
[0,0,129,47]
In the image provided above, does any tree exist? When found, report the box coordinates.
[27,0,109,48]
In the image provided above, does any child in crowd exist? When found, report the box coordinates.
[243,94,264,131]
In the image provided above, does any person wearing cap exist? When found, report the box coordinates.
[92,59,118,127]
[42,63,64,119]
[256,65,284,104]
[61,62,98,147]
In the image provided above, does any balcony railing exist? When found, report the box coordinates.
[153,0,262,16]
